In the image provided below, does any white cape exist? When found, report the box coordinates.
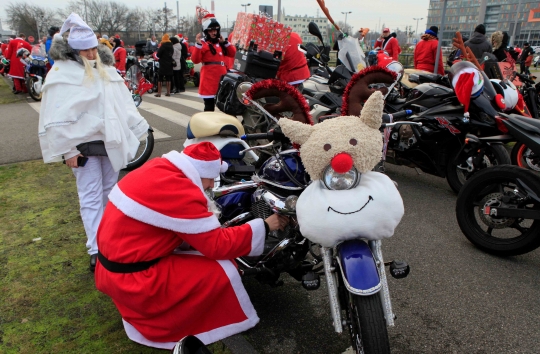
[296,172,404,247]
[38,60,149,171]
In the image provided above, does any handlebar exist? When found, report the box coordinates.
[240,128,290,143]
[513,72,535,85]
[382,110,413,123]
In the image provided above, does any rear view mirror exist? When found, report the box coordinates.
[308,22,324,45]
[408,74,420,84]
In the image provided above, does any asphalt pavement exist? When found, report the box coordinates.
[2,83,540,354]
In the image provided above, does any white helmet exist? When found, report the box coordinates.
[490,79,518,111]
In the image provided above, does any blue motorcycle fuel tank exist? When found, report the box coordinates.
[215,191,252,220]
[337,239,381,295]
[260,152,308,187]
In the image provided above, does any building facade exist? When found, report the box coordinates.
[281,15,328,43]
[427,0,540,47]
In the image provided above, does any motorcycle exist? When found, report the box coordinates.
[0,57,9,76]
[346,63,512,193]
[456,112,540,256]
[192,81,411,353]
[24,53,48,101]
[124,65,153,107]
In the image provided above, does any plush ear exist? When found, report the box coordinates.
[359,91,384,129]
[279,118,314,145]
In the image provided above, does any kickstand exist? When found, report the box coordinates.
[414,167,422,175]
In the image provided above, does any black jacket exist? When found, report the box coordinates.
[519,46,534,62]
[465,32,492,59]
[157,42,174,76]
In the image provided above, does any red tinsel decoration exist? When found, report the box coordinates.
[246,79,314,125]
[341,66,397,116]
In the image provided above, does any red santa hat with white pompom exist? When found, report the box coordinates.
[181,142,228,178]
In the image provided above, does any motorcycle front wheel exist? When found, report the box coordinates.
[510,142,540,172]
[26,77,42,101]
[456,165,540,256]
[446,144,510,194]
[346,292,390,354]
[122,127,155,171]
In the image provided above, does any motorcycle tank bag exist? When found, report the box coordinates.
[234,49,281,79]
[216,72,251,116]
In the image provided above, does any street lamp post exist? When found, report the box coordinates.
[413,17,423,42]
[341,11,352,33]
[241,3,251,13]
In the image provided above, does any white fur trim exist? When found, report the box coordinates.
[109,185,220,234]
[246,219,265,256]
[162,151,204,192]
[199,94,216,98]
[123,251,259,348]
[181,152,222,179]
[195,43,203,49]
[288,79,306,85]
[224,42,231,47]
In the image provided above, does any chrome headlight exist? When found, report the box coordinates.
[322,165,361,190]
[38,60,46,66]
[32,59,39,66]
[284,195,298,211]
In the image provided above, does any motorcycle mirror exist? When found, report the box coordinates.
[236,82,253,105]
[308,22,324,45]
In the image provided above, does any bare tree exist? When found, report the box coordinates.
[6,2,59,39]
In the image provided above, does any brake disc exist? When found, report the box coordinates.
[477,193,516,229]
[523,148,540,172]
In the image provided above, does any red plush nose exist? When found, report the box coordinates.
[331,153,354,174]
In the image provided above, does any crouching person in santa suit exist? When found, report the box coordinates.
[95,141,288,349]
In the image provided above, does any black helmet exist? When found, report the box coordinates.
[202,15,221,42]
[48,26,60,37]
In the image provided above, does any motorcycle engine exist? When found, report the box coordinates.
[392,125,417,151]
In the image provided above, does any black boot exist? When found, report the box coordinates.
[90,254,97,273]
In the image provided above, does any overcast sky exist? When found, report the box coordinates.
[1,0,431,36]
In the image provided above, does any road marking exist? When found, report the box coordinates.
[154,95,205,111]
[139,101,191,127]
[181,91,200,98]
[26,100,172,139]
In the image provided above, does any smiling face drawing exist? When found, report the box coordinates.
[328,195,373,215]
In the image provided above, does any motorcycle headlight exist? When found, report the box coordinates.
[32,59,39,66]
[322,165,361,190]
[284,195,298,211]
[38,60,45,66]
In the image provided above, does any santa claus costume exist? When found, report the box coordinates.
[4,34,32,93]
[112,38,127,75]
[95,142,266,349]
[276,32,311,86]
[374,28,401,60]
[191,14,236,111]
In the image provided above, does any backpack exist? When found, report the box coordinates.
[216,73,250,116]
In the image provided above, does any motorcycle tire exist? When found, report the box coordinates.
[193,72,200,87]
[446,144,510,194]
[122,128,155,171]
[347,292,390,354]
[456,165,540,256]
[511,142,540,172]
[26,77,42,101]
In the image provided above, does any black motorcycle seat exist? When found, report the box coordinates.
[507,114,540,133]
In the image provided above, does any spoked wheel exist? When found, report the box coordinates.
[132,94,142,108]
[26,77,42,101]
[122,128,155,171]
[511,142,540,171]
[446,144,511,194]
[345,291,390,354]
[456,165,540,256]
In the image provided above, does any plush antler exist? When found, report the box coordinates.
[246,79,313,125]
[316,0,340,31]
[452,31,482,71]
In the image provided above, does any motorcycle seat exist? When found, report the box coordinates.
[187,112,245,139]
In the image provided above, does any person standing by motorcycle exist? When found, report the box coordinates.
[276,32,310,88]
[155,34,174,97]
[374,28,401,60]
[171,36,186,93]
[413,26,444,75]
[4,33,32,94]
[464,24,492,60]
[192,14,236,111]
[145,35,158,55]
[112,38,127,75]
[38,13,149,272]
[519,42,534,76]
[491,31,514,63]
[94,142,288,350]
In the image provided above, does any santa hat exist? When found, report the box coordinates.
[452,68,483,113]
[181,142,228,178]
[59,13,98,50]
[202,14,220,32]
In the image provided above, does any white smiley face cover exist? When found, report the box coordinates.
[296,171,404,247]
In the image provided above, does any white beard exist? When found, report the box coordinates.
[296,172,404,247]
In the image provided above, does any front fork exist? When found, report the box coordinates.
[322,240,398,333]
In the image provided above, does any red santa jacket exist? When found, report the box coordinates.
[375,36,401,60]
[1,43,8,56]
[191,40,236,97]
[95,151,265,349]
[5,38,32,79]
[276,32,311,85]
[113,46,127,74]
[414,37,444,75]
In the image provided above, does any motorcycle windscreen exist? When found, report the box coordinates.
[337,239,381,295]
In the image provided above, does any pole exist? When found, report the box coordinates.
[413,17,423,42]
[433,0,447,74]
[84,0,88,22]
[277,0,282,22]
[510,0,523,46]
[177,1,179,34]
[164,2,167,33]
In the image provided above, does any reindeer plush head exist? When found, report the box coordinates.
[279,91,385,180]
[278,91,404,247]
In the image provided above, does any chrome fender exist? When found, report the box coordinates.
[337,239,381,296]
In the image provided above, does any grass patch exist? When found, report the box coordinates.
[0,77,22,104]
[0,160,231,354]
